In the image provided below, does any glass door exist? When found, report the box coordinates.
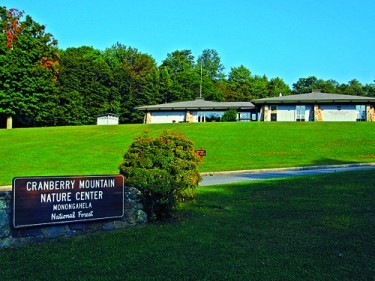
[296,105,306,121]
[270,106,277,121]
[356,105,366,121]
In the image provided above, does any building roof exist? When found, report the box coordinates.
[252,91,375,104]
[96,113,120,117]
[136,98,255,111]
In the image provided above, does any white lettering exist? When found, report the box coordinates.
[51,211,76,221]
[40,192,72,203]
[78,211,94,218]
[26,182,31,191]
[79,179,115,189]
[75,191,103,201]
[52,202,92,211]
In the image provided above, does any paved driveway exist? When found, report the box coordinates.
[1,164,374,190]
[200,165,375,186]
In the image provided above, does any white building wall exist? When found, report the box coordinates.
[266,105,313,122]
[261,103,368,122]
[151,111,186,123]
[276,105,295,121]
[320,105,357,121]
[97,115,119,125]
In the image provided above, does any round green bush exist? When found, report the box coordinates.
[221,109,238,122]
[119,131,202,220]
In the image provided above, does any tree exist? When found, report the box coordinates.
[250,75,269,99]
[292,76,320,94]
[119,131,201,220]
[58,46,114,125]
[196,49,225,101]
[197,49,225,81]
[221,109,238,122]
[339,79,366,96]
[267,77,291,97]
[292,76,339,94]
[0,7,59,128]
[103,43,161,123]
[226,65,253,101]
[158,65,173,103]
[160,50,200,102]
[363,83,375,97]
[321,79,339,93]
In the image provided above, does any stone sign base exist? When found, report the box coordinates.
[0,187,147,249]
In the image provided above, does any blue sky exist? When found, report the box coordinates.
[2,0,375,86]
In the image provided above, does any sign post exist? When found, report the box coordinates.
[12,175,124,228]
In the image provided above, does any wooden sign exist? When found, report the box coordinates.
[195,148,206,161]
[12,175,124,228]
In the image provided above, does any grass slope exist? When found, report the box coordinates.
[1,122,375,185]
[0,170,374,280]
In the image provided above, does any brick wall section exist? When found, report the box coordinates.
[0,187,147,248]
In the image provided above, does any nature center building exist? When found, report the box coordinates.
[252,90,375,122]
[136,98,256,123]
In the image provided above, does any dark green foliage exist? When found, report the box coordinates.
[160,50,200,102]
[221,109,238,122]
[196,49,226,101]
[267,77,291,97]
[225,65,253,101]
[57,46,115,125]
[103,43,162,123]
[119,131,202,220]
[0,7,59,127]
[291,76,375,96]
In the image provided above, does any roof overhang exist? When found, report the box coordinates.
[252,99,375,104]
[252,91,375,105]
[96,113,120,117]
[136,99,255,111]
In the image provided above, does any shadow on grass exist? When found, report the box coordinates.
[1,170,374,281]
[187,170,375,278]
[307,158,364,166]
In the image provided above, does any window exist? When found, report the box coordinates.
[238,112,251,122]
[296,105,306,121]
[356,105,366,121]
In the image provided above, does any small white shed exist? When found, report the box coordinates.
[96,113,120,125]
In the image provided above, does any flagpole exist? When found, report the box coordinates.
[199,63,203,99]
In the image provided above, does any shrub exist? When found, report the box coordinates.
[221,109,238,122]
[118,131,202,221]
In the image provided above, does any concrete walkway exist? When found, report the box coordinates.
[1,163,375,190]
[200,163,375,186]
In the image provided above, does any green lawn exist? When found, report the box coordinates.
[1,122,375,185]
[0,170,374,280]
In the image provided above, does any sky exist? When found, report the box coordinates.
[2,0,375,86]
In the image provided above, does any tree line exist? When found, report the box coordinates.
[1,7,374,128]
